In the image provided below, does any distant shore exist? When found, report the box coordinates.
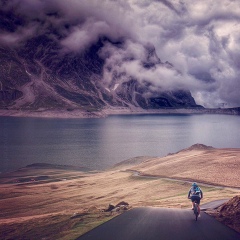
[0,107,239,119]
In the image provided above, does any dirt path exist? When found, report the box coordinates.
[128,170,240,191]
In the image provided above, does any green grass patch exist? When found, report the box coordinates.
[57,213,115,240]
[0,213,115,240]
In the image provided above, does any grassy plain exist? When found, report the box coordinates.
[0,144,239,239]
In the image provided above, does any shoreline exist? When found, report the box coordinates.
[0,107,239,119]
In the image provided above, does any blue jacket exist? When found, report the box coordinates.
[188,186,203,199]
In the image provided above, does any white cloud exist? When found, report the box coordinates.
[1,0,240,107]
[61,19,111,52]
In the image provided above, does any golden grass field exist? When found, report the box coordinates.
[0,144,239,240]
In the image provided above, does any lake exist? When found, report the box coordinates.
[0,114,240,173]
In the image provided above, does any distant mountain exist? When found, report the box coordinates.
[0,10,203,114]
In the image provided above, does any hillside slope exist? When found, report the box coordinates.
[0,8,202,114]
[129,144,240,188]
[207,196,240,234]
[0,144,240,239]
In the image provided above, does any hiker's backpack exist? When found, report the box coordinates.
[194,187,201,195]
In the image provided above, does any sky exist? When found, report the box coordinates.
[1,0,240,108]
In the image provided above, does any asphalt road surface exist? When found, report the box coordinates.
[76,207,240,240]
[201,199,230,210]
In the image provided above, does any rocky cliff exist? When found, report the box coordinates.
[0,9,203,114]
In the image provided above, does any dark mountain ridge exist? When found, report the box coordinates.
[0,8,203,114]
[0,38,202,112]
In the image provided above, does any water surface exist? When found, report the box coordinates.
[0,114,239,172]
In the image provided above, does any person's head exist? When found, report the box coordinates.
[192,182,198,188]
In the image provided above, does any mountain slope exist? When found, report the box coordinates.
[0,9,203,113]
[129,144,240,188]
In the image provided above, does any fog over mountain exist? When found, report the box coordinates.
[0,0,240,110]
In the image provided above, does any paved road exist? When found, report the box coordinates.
[76,207,240,240]
[201,199,229,210]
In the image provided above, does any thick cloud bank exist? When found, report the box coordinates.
[1,0,240,108]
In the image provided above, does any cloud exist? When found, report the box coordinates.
[99,39,206,97]
[61,19,111,52]
[0,0,240,107]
